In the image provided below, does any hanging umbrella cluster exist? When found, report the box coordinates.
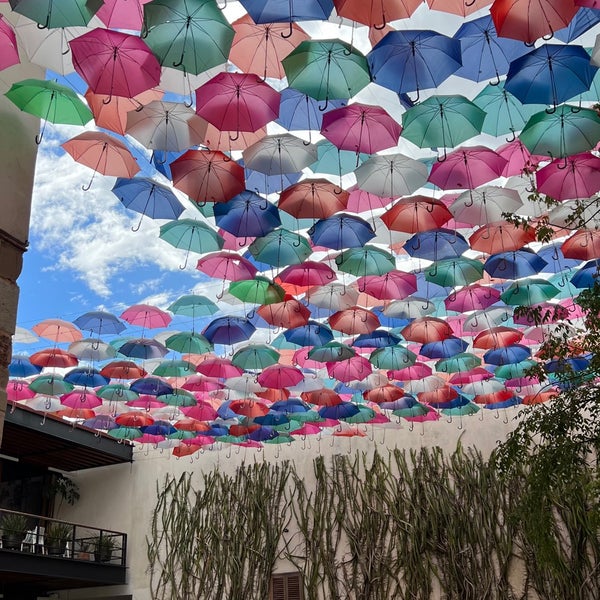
[4,0,600,451]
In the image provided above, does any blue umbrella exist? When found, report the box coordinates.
[538,244,581,273]
[271,398,312,415]
[213,190,281,239]
[309,140,370,176]
[554,7,600,43]
[276,88,345,132]
[254,411,291,427]
[308,214,375,250]
[505,44,598,106]
[244,166,301,196]
[367,30,462,100]
[420,336,468,359]
[404,229,469,261]
[73,310,126,335]
[239,0,334,24]
[248,426,279,442]
[318,401,360,420]
[202,316,256,345]
[284,321,334,346]
[570,260,600,288]
[118,338,169,360]
[64,367,109,388]
[352,330,402,348]
[484,249,548,280]
[130,377,173,396]
[453,15,528,84]
[142,423,178,436]
[9,355,42,377]
[111,177,185,231]
[484,344,532,366]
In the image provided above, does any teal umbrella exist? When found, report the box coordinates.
[436,353,482,373]
[369,345,417,370]
[425,257,484,288]
[519,105,600,158]
[10,0,103,29]
[165,332,212,354]
[336,245,396,277]
[494,359,538,380]
[158,388,197,407]
[308,342,355,363]
[401,95,486,151]
[159,219,224,268]
[153,360,197,378]
[441,402,480,416]
[282,39,371,107]
[249,228,312,267]
[142,0,234,74]
[500,279,560,306]
[310,140,370,176]
[168,295,219,318]
[96,384,139,403]
[473,83,545,138]
[232,344,280,369]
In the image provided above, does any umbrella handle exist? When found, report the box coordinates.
[489,73,501,87]
[318,97,329,111]
[37,13,50,29]
[464,0,476,5]
[505,130,516,143]
[281,22,293,39]
[373,21,387,30]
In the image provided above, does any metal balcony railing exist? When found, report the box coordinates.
[0,508,127,567]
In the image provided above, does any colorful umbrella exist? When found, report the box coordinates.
[213,191,281,239]
[9,0,103,29]
[278,178,348,220]
[0,14,19,71]
[159,219,225,267]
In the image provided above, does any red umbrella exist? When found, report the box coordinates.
[389,362,433,381]
[301,388,342,406]
[61,131,140,190]
[334,0,421,26]
[428,146,507,190]
[229,14,308,80]
[320,103,401,155]
[196,358,243,379]
[116,411,155,427]
[170,149,246,204]
[228,399,270,418]
[363,384,406,404]
[256,296,310,328]
[426,0,492,16]
[470,220,537,254]
[536,153,600,201]
[278,178,349,219]
[195,72,281,137]
[329,307,380,335]
[120,304,172,329]
[381,195,452,233]
[30,348,79,368]
[562,229,600,260]
[196,251,258,282]
[490,0,578,44]
[100,360,147,380]
[257,365,304,389]
[401,317,454,343]
[69,28,161,100]
[278,261,336,287]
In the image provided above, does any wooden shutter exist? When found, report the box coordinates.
[270,572,303,600]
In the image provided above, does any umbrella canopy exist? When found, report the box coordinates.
[159,219,224,267]
[9,0,103,29]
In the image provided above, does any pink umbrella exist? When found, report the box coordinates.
[181,402,219,421]
[496,139,544,177]
[536,153,600,201]
[96,0,150,31]
[278,261,336,287]
[0,14,19,71]
[388,362,433,381]
[257,365,304,389]
[6,380,35,402]
[32,318,82,343]
[120,304,172,329]
[195,72,281,137]
[69,28,161,100]
[60,390,103,410]
[326,356,372,382]
[125,395,167,410]
[181,375,224,393]
[320,103,401,156]
[196,251,258,282]
[196,358,243,379]
[346,188,390,212]
[428,146,507,190]
[444,284,501,312]
[356,270,417,299]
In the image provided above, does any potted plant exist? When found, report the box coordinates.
[75,540,93,561]
[1,512,29,550]
[45,522,73,556]
[91,535,118,563]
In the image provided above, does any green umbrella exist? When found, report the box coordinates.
[494,359,538,380]
[308,342,356,363]
[436,353,482,373]
[153,359,197,378]
[401,95,486,151]
[159,219,224,268]
[425,257,484,288]
[344,405,377,424]
[96,383,139,403]
[336,245,396,277]
[167,430,197,440]
[249,228,311,267]
[165,332,212,354]
[232,344,280,369]
[500,279,560,306]
[310,140,370,176]
[168,295,219,318]
[28,374,74,396]
[264,433,295,444]
[369,345,417,370]
[10,0,103,29]
[282,39,371,106]
[519,105,600,158]
[142,0,234,75]
[158,388,197,407]
[5,78,93,143]
[109,427,143,440]
[228,276,286,305]
[441,402,480,417]
[393,402,429,418]
[473,83,544,138]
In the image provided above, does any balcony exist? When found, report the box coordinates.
[0,509,127,599]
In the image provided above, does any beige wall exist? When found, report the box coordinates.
[55,415,517,599]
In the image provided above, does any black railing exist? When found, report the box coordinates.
[0,508,127,567]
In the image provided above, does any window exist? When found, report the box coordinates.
[270,572,303,600]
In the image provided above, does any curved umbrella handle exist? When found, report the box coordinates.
[281,22,293,39]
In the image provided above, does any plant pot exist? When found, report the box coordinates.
[94,549,113,563]
[46,541,68,556]
[2,533,25,550]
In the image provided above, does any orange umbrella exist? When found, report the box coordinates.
[401,317,454,343]
[228,399,270,418]
[561,229,600,260]
[329,307,380,335]
[61,131,140,190]
[30,348,79,368]
[257,297,310,328]
[84,87,162,135]
[32,318,82,343]
[100,360,147,380]
[473,326,524,350]
[334,0,421,27]
[426,0,491,17]
[381,196,452,233]
[301,388,342,406]
[229,14,308,80]
[469,220,537,254]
